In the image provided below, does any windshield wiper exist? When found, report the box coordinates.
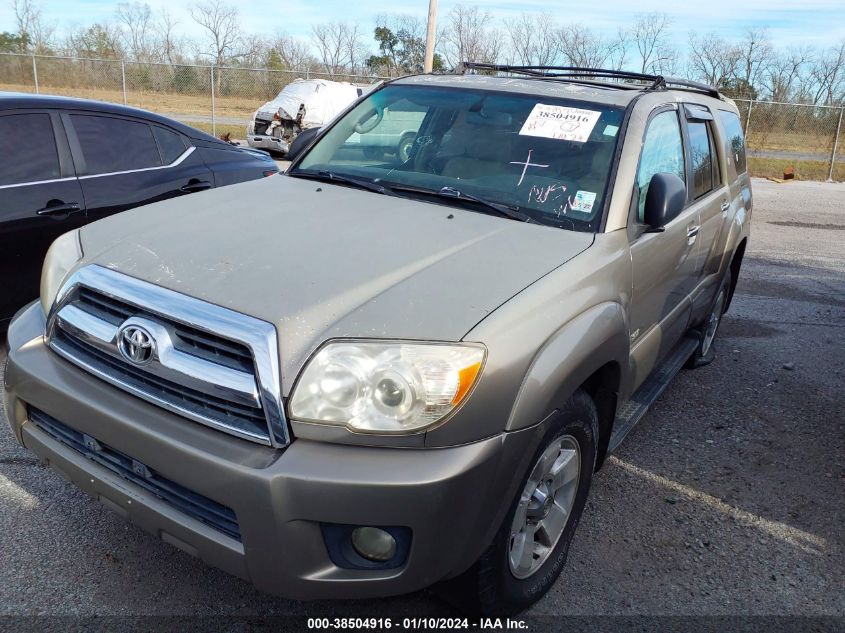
[389,184,538,224]
[287,169,395,195]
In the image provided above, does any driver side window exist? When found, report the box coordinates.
[636,110,685,222]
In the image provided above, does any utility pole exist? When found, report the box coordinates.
[424,0,437,73]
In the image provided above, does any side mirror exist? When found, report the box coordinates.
[287,126,322,162]
[643,172,686,230]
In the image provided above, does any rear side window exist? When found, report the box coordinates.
[0,113,60,186]
[687,121,717,198]
[636,110,686,222]
[718,110,747,178]
[71,114,161,175]
[152,126,187,164]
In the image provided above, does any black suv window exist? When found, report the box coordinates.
[687,120,718,198]
[0,113,61,186]
[153,126,187,164]
[71,114,161,175]
[718,110,747,179]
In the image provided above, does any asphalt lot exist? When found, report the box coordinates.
[0,178,843,619]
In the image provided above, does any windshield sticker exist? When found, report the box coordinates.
[570,190,597,213]
[519,104,602,143]
[603,124,620,137]
[510,149,550,186]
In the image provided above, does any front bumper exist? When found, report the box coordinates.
[246,134,289,154]
[3,303,539,600]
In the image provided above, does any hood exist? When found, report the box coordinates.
[79,176,593,392]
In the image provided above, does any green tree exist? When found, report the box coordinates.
[0,31,30,53]
[266,47,285,70]
[69,24,123,59]
[721,77,758,100]
[367,24,444,75]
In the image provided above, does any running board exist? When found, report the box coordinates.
[608,337,699,453]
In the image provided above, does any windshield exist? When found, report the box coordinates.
[292,84,624,231]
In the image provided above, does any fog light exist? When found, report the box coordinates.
[351,527,397,562]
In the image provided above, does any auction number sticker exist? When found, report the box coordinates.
[520,104,602,143]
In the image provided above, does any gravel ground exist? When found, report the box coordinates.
[0,178,843,620]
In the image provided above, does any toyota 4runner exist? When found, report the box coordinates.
[3,64,752,614]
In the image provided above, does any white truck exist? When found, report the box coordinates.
[246,79,364,155]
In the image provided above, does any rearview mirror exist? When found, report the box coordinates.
[287,127,322,162]
[643,172,686,229]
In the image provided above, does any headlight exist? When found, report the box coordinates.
[40,229,83,315]
[289,341,485,434]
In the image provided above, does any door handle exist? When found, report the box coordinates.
[180,180,212,193]
[720,201,731,213]
[687,225,700,245]
[36,201,82,216]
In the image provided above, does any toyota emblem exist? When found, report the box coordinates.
[118,324,155,365]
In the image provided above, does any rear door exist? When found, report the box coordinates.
[0,110,85,322]
[62,112,213,224]
[681,104,732,323]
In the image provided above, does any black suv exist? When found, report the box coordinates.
[0,93,278,329]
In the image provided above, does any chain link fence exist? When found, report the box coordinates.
[735,98,845,181]
[1,53,844,181]
[0,52,386,138]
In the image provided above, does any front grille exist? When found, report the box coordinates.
[54,329,269,440]
[30,407,241,541]
[77,287,254,373]
[46,265,290,447]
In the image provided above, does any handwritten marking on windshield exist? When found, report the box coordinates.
[510,150,549,186]
[528,183,566,204]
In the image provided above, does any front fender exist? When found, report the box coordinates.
[505,301,629,432]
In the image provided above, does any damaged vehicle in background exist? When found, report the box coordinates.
[246,78,365,155]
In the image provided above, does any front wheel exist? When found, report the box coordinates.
[441,390,598,615]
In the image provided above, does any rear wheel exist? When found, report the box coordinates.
[687,270,732,368]
[440,390,597,615]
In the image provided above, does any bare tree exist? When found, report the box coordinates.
[343,22,367,74]
[155,8,183,65]
[311,22,349,75]
[12,0,54,53]
[270,32,314,71]
[631,12,674,74]
[762,48,812,102]
[116,1,153,61]
[190,0,244,68]
[559,24,626,69]
[809,40,845,105]
[687,32,740,87]
[734,28,772,91]
[504,13,558,66]
[440,5,501,68]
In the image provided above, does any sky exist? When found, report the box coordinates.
[1,0,844,52]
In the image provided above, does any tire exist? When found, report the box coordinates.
[440,390,598,616]
[686,269,732,368]
[397,133,416,162]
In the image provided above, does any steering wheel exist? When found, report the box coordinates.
[353,105,384,134]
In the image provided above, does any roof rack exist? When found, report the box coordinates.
[461,62,721,99]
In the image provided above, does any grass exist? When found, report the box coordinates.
[748,157,844,182]
[185,121,245,139]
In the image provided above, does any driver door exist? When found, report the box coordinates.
[628,106,700,390]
